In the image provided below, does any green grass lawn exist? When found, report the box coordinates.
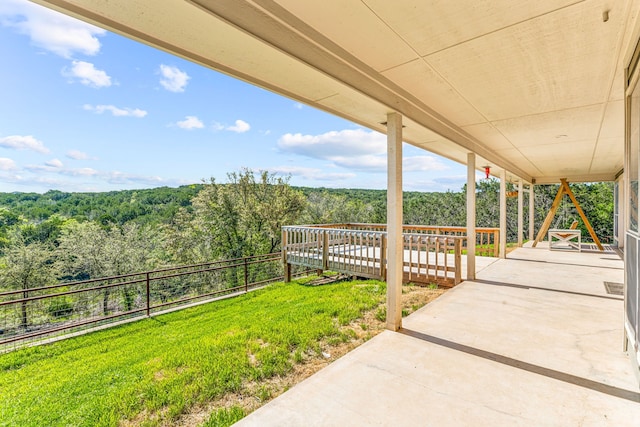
[0,277,387,427]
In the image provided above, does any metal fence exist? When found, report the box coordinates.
[0,253,309,352]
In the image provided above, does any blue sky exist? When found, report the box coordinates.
[0,0,468,194]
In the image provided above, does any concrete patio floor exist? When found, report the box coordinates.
[235,244,640,426]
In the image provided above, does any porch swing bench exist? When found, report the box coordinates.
[549,220,581,252]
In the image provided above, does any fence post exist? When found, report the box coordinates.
[493,230,500,257]
[146,272,150,317]
[244,257,249,292]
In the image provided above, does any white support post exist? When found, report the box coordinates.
[466,153,476,281]
[386,112,403,332]
[499,169,507,259]
[517,180,523,247]
[529,184,535,241]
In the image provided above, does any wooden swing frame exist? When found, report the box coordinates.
[532,178,604,251]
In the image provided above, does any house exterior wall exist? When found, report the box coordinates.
[624,35,640,381]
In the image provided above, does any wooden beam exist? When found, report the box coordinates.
[529,184,535,240]
[499,169,507,258]
[560,179,604,251]
[386,112,403,331]
[466,152,476,280]
[517,181,523,247]
[533,183,564,247]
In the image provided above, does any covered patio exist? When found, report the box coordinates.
[27,0,640,423]
[236,244,639,426]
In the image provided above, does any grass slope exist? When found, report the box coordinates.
[0,278,387,427]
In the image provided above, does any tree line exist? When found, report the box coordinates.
[0,168,614,299]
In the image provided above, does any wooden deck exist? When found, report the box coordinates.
[282,225,475,286]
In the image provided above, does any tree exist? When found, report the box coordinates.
[57,221,159,314]
[167,169,307,264]
[0,208,22,251]
[302,191,375,225]
[0,232,57,329]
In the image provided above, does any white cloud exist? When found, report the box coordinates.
[269,166,356,181]
[0,135,49,153]
[0,157,17,171]
[64,167,99,177]
[403,155,448,172]
[277,129,450,173]
[329,155,387,172]
[83,104,147,118]
[433,175,467,184]
[9,161,190,192]
[278,129,387,171]
[227,119,250,133]
[212,120,251,133]
[0,0,106,58]
[293,102,304,110]
[104,171,164,185]
[159,64,189,92]
[64,60,111,88]
[66,149,96,160]
[26,163,98,176]
[176,116,204,130]
[278,129,386,159]
[45,158,63,168]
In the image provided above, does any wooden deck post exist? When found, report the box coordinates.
[380,234,387,281]
[466,152,476,281]
[282,228,291,283]
[454,238,462,285]
[322,229,329,271]
[285,263,292,283]
[386,112,403,332]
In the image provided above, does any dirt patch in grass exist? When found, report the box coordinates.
[174,283,445,427]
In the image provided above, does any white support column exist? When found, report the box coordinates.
[529,184,535,241]
[466,153,476,281]
[386,112,403,332]
[499,169,507,259]
[517,180,523,247]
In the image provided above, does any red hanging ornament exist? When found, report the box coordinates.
[484,166,491,179]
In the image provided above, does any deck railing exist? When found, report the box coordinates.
[310,223,500,257]
[282,225,465,287]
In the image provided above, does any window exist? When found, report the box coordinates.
[629,82,639,232]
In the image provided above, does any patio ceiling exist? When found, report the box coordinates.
[33,0,640,184]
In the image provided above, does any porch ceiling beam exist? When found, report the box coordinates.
[533,173,617,185]
[188,0,532,183]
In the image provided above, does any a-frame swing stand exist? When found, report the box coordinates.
[532,178,604,251]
